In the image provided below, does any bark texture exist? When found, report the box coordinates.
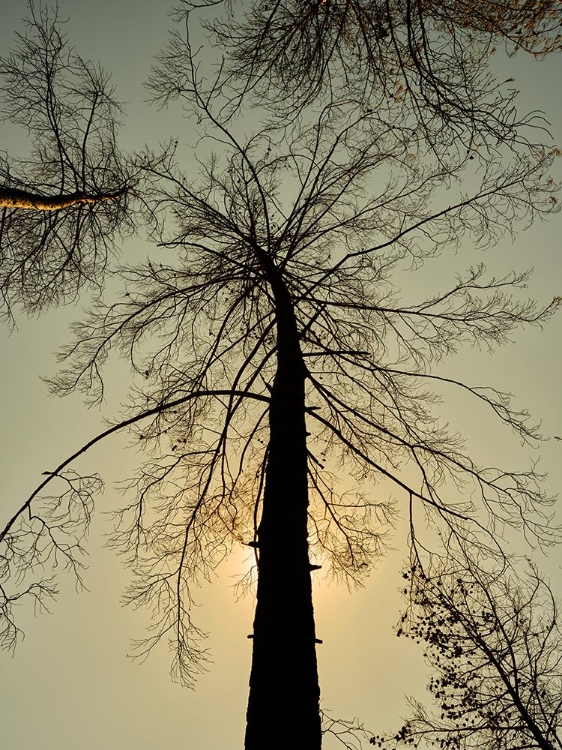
[0,186,127,210]
[245,256,321,750]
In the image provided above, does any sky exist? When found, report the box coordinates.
[0,2,561,749]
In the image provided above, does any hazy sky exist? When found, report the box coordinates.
[1,3,561,748]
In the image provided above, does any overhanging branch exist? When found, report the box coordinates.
[0,388,270,544]
[0,186,128,211]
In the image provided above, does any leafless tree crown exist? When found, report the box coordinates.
[0,6,133,319]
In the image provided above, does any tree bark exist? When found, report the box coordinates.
[0,186,127,210]
[245,258,322,750]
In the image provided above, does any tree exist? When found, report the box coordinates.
[0,4,560,749]
[373,557,562,750]
[0,4,133,321]
[209,0,561,143]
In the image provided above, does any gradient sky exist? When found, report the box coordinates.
[1,2,561,748]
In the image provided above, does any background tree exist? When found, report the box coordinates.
[0,5,133,321]
[207,0,560,144]
[0,4,561,750]
[372,556,562,750]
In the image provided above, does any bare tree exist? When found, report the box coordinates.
[0,5,133,320]
[3,90,559,750]
[0,5,561,750]
[373,556,562,750]
[199,0,561,144]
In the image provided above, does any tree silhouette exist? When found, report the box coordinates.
[0,5,133,321]
[373,556,562,750]
[207,0,561,142]
[0,5,560,750]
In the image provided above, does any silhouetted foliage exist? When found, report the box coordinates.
[373,557,562,750]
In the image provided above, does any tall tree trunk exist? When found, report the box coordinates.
[245,261,322,750]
